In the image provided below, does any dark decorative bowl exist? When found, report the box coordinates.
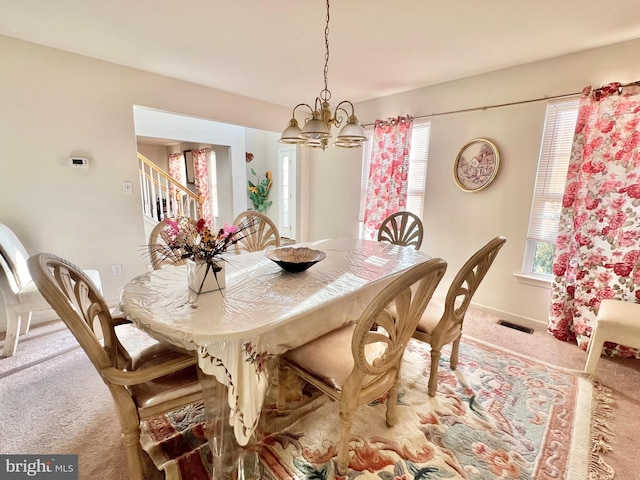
[265,247,326,273]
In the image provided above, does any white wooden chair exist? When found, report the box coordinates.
[232,211,281,253]
[28,252,203,480]
[147,217,198,270]
[0,223,101,357]
[277,258,447,475]
[377,211,424,250]
[411,236,506,396]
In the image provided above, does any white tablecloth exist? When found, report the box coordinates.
[119,238,430,444]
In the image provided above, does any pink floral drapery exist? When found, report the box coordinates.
[168,152,186,200]
[192,148,212,228]
[549,83,640,358]
[362,116,413,240]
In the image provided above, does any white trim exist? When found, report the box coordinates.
[513,273,552,289]
[429,292,548,330]
[469,301,548,331]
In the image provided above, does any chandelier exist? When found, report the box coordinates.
[279,0,367,150]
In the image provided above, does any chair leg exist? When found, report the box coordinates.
[122,426,144,480]
[428,348,441,397]
[450,337,461,371]
[386,379,399,427]
[336,406,354,475]
[2,310,22,358]
[19,310,32,335]
[584,332,605,375]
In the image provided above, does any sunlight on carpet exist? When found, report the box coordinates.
[140,336,614,480]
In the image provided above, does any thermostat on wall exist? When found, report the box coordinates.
[68,157,89,168]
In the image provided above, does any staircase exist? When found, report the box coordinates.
[138,152,202,223]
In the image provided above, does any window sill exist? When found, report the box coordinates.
[513,273,552,289]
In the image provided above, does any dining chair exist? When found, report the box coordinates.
[147,217,198,270]
[28,252,203,480]
[377,211,424,250]
[584,299,640,375]
[232,210,281,253]
[0,223,102,357]
[276,257,447,475]
[412,236,506,396]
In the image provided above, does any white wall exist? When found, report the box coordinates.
[0,34,290,311]
[305,38,640,327]
[3,32,640,332]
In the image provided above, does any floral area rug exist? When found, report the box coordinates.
[139,337,614,480]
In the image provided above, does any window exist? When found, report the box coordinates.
[523,98,579,278]
[358,118,431,237]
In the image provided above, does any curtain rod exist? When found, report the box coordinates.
[362,80,640,127]
[362,91,581,127]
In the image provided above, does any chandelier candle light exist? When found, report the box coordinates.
[279,0,367,150]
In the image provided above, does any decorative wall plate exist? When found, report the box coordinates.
[453,138,500,192]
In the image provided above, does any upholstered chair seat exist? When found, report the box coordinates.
[127,343,202,410]
[413,298,445,336]
[282,323,386,393]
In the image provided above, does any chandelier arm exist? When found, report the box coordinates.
[335,100,355,116]
[334,101,355,124]
[292,103,314,119]
[313,97,323,113]
[332,106,349,127]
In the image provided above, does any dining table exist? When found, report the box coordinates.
[118,237,431,478]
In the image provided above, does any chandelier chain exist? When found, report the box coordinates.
[321,0,331,102]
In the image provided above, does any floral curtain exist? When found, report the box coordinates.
[362,116,413,239]
[168,152,186,185]
[192,148,212,228]
[168,152,186,203]
[549,83,640,358]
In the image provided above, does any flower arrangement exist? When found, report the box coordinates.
[149,216,257,292]
[248,168,273,213]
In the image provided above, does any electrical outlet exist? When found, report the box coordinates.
[111,264,123,276]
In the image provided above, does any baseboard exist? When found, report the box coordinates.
[0,299,121,333]
[468,302,547,331]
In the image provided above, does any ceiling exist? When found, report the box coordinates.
[2,1,640,109]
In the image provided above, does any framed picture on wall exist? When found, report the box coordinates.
[184,150,195,184]
[453,138,500,193]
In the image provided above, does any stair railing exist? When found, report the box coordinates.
[138,152,202,222]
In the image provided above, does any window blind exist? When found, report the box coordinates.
[406,119,430,216]
[527,98,579,243]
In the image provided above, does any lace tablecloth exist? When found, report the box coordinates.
[119,238,430,444]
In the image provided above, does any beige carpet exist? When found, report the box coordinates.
[1,308,637,479]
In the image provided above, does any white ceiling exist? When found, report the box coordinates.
[2,0,640,108]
